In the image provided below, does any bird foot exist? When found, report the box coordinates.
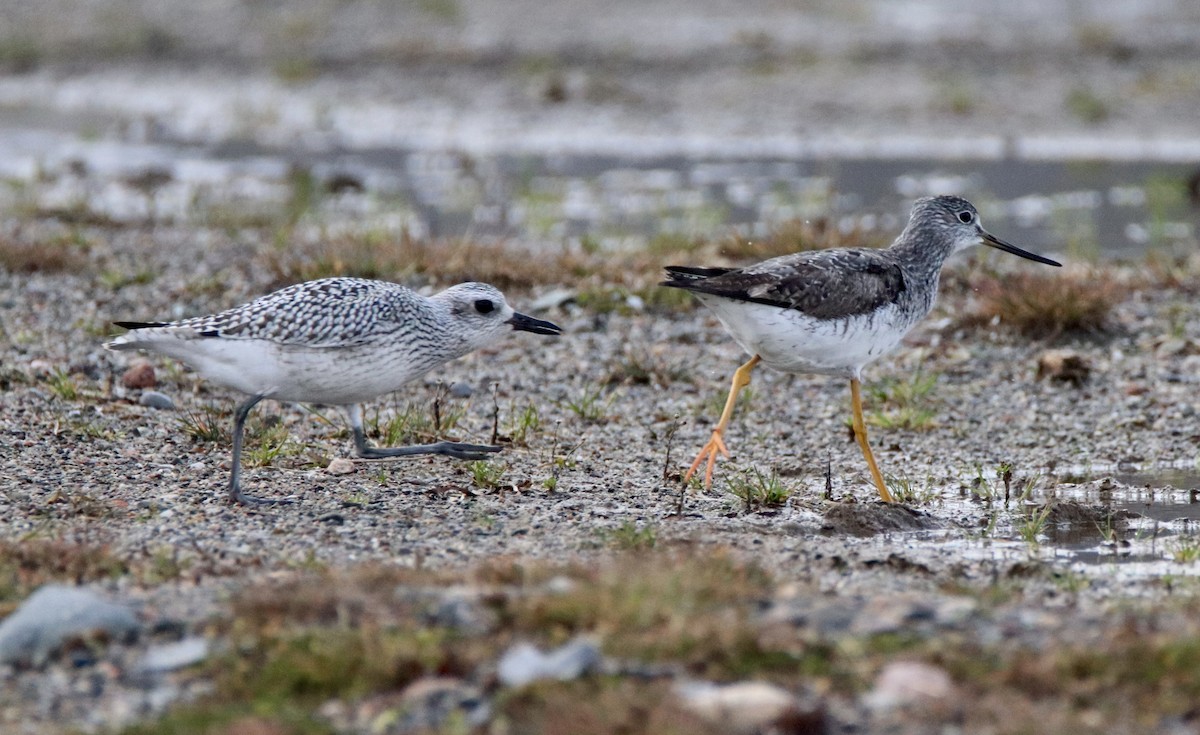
[229,486,296,506]
[682,431,729,489]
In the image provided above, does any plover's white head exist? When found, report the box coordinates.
[433,282,562,352]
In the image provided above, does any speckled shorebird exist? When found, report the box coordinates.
[662,195,1061,502]
[105,278,563,505]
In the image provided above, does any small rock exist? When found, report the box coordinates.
[122,361,157,389]
[137,637,209,673]
[138,391,175,410]
[675,680,824,734]
[425,590,496,633]
[821,503,944,537]
[450,382,473,398]
[327,457,356,475]
[864,660,954,711]
[28,359,54,377]
[397,677,491,731]
[529,288,576,311]
[496,637,602,687]
[1035,349,1090,387]
[1156,337,1200,357]
[0,585,141,667]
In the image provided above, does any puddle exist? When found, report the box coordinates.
[0,107,1196,255]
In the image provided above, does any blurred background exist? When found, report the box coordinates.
[1,0,1199,260]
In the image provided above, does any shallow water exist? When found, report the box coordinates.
[1,107,1195,256]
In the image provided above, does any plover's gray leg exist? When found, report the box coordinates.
[345,404,503,462]
[228,394,293,505]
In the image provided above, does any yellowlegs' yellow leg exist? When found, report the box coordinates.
[685,354,762,488]
[849,377,894,503]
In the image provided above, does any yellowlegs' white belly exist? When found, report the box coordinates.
[695,294,914,379]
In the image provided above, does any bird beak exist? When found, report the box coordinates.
[508,312,564,336]
[979,227,1061,267]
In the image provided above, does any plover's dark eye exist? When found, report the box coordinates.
[957,210,974,224]
[474,299,495,314]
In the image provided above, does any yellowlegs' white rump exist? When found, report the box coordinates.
[105,277,563,505]
[661,195,1061,502]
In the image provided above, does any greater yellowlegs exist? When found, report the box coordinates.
[105,278,563,505]
[661,195,1060,502]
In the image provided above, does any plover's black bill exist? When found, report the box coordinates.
[508,312,563,336]
[980,228,1061,267]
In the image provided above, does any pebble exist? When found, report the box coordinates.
[27,358,54,376]
[496,637,602,687]
[138,391,175,410]
[674,680,822,734]
[121,361,157,389]
[449,381,473,398]
[528,288,577,311]
[327,457,356,475]
[1035,349,1091,387]
[864,661,954,710]
[397,677,491,731]
[424,590,496,633]
[0,586,141,667]
[136,637,210,673]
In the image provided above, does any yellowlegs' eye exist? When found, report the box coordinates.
[474,299,496,314]
[957,210,974,224]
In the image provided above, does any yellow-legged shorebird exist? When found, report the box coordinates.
[661,195,1060,501]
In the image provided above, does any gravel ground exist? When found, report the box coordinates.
[4,1,1200,731]
[5,219,1200,731]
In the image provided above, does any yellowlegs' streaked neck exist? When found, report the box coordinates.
[661,195,1061,501]
[105,278,563,505]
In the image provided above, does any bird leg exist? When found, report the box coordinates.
[685,354,761,488]
[228,394,294,506]
[849,378,894,503]
[347,405,503,462]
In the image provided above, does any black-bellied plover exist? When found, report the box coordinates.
[661,195,1060,501]
[105,277,563,505]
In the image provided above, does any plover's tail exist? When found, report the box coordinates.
[104,321,214,351]
[104,322,163,351]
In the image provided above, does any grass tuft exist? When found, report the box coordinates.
[868,370,940,431]
[0,539,128,603]
[178,404,230,444]
[956,268,1122,338]
[602,521,658,551]
[0,232,89,273]
[469,460,507,490]
[726,467,793,512]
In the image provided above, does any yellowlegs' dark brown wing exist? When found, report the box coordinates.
[662,249,906,320]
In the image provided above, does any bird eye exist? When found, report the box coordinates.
[957,210,974,224]
[474,299,495,314]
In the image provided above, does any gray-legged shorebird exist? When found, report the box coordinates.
[105,278,562,505]
[661,195,1060,502]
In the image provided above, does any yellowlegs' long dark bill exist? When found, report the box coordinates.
[661,195,1060,502]
[979,229,1062,267]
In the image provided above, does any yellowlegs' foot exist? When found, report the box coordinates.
[662,195,1061,502]
[105,278,563,505]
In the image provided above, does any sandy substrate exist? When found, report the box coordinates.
[4,1,1200,731]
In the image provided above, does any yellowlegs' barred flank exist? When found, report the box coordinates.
[105,278,563,505]
[662,195,1061,502]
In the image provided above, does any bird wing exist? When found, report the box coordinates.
[662,249,906,320]
[121,279,409,348]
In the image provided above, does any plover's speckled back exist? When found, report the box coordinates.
[105,277,563,505]
[662,195,1061,501]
